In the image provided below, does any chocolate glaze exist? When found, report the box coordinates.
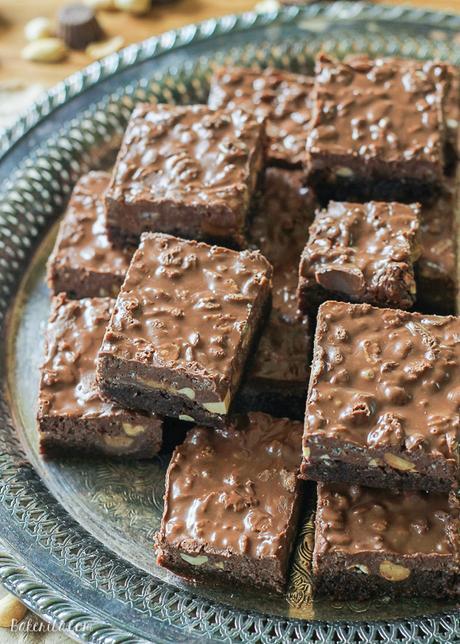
[97,233,272,406]
[344,54,458,174]
[47,172,131,298]
[316,483,458,557]
[307,54,447,184]
[105,103,265,248]
[313,483,460,600]
[302,301,460,485]
[298,201,420,311]
[208,67,314,167]
[39,296,118,417]
[156,412,303,591]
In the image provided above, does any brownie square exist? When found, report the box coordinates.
[37,294,163,459]
[306,54,448,203]
[416,181,457,315]
[47,172,131,299]
[156,412,303,593]
[235,168,315,418]
[313,483,460,599]
[105,103,266,249]
[297,201,420,313]
[208,67,314,168]
[96,233,272,429]
[301,301,460,492]
[345,55,458,176]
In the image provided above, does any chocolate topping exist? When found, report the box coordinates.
[105,103,265,247]
[98,233,272,401]
[299,201,420,309]
[47,172,130,288]
[307,54,446,180]
[249,168,316,321]
[158,412,302,559]
[305,301,460,463]
[57,3,103,50]
[208,67,314,167]
[39,296,126,418]
[316,483,458,557]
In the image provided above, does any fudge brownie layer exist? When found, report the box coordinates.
[301,301,460,491]
[47,172,131,299]
[156,412,303,593]
[314,483,460,599]
[235,311,310,420]
[97,233,272,429]
[306,54,447,203]
[208,67,313,168]
[37,295,163,459]
[297,201,420,313]
[249,168,316,321]
[236,169,314,418]
[105,103,265,249]
[444,64,460,174]
[416,182,457,315]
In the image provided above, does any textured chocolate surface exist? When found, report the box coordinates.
[208,67,313,167]
[298,201,420,312]
[344,54,457,174]
[97,233,272,425]
[105,103,265,248]
[47,172,131,299]
[301,301,460,490]
[37,295,162,458]
[313,483,460,599]
[156,412,303,592]
[316,483,458,556]
[417,182,457,314]
[306,55,447,201]
[308,54,446,170]
[39,296,118,419]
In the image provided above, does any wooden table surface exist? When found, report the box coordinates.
[0,0,459,89]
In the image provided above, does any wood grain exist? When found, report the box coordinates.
[0,0,459,88]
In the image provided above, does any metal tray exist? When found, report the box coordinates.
[0,2,459,642]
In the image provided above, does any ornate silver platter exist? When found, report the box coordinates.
[1,2,460,642]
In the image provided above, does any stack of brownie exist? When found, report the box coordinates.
[37,51,460,600]
[297,54,460,600]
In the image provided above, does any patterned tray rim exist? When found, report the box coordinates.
[1,2,460,643]
[1,0,460,160]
